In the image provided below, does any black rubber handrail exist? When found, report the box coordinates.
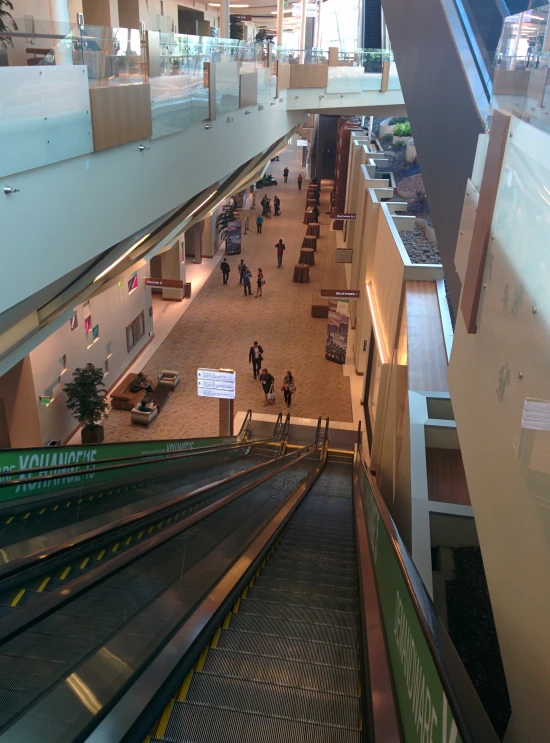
[3,411,255,480]
[356,450,499,743]
[313,416,322,447]
[0,443,318,648]
[277,413,291,458]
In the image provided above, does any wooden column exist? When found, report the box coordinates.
[381,61,390,92]
[205,62,217,121]
[461,109,511,334]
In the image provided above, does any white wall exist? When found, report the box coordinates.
[30,262,153,444]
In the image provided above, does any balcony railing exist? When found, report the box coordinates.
[0,20,401,177]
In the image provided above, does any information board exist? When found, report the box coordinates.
[336,248,353,263]
[197,368,236,400]
[521,398,550,431]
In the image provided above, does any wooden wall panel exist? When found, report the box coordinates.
[381,60,390,92]
[406,280,448,392]
[239,71,258,108]
[460,109,510,333]
[276,62,290,95]
[426,448,471,506]
[90,83,152,152]
[289,64,329,89]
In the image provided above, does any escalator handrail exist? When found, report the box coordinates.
[356,449,500,743]
[356,420,362,445]
[313,416,322,447]
[272,412,283,441]
[450,0,493,100]
[0,438,273,490]
[3,414,256,481]
[322,417,330,445]
[84,438,328,743]
[0,443,319,648]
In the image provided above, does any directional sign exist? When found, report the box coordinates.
[197,368,236,400]
[334,213,356,220]
[321,289,360,299]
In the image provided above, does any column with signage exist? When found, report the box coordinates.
[197,368,236,436]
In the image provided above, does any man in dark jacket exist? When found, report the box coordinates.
[220,258,230,284]
[249,341,264,379]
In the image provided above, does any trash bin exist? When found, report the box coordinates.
[184,282,191,298]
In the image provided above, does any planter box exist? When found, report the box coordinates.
[392,135,410,145]
[379,121,396,139]
[81,425,104,444]
[406,139,417,163]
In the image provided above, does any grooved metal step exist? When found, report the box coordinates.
[248,585,357,613]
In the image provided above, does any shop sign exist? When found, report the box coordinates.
[145,278,184,289]
[334,213,356,219]
[320,289,360,298]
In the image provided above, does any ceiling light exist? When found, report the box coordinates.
[93,233,150,283]
[208,3,250,6]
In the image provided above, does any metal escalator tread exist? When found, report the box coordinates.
[163,463,361,743]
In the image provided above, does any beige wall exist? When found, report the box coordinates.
[30,262,154,445]
[0,358,42,448]
[372,208,405,358]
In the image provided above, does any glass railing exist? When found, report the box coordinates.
[491,52,550,135]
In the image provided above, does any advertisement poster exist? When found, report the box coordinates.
[226,220,242,256]
[325,310,349,365]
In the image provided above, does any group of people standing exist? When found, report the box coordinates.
[248,342,296,408]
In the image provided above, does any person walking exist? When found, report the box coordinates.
[255,268,264,298]
[256,214,264,234]
[261,194,269,217]
[274,195,281,217]
[259,368,275,406]
[249,341,264,379]
[220,258,230,285]
[238,259,246,285]
[243,268,253,296]
[275,239,285,268]
[283,167,289,183]
[265,198,272,219]
[282,371,295,408]
[297,173,303,190]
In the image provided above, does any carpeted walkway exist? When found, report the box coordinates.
[102,141,353,442]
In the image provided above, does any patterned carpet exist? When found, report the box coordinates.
[102,142,353,442]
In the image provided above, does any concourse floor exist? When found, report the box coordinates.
[101,141,353,442]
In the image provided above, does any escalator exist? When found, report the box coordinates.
[379,0,543,312]
[0,421,501,742]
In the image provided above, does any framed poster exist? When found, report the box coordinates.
[84,316,92,335]
[128,272,138,293]
[70,312,78,331]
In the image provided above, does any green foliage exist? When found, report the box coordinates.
[63,363,109,429]
[394,121,412,137]
[393,140,407,149]
[388,116,408,126]
[382,133,393,143]
[216,201,237,243]
[0,0,17,49]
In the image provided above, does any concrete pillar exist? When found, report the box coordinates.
[220,0,230,39]
[0,357,42,448]
[160,241,185,301]
[276,0,284,47]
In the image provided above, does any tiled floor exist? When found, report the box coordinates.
[99,140,358,443]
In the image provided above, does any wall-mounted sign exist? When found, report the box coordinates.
[321,289,360,299]
[336,248,353,263]
[70,312,78,331]
[292,3,317,17]
[92,324,99,341]
[197,368,236,400]
[39,396,51,406]
[84,316,92,335]
[128,271,139,293]
[334,213,356,219]
[231,14,252,20]
[145,278,184,289]
[296,139,308,147]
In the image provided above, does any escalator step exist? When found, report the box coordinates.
[248,585,357,613]
[182,673,360,729]
[202,646,358,696]
[268,553,357,572]
[253,575,356,600]
[155,704,361,743]
[228,612,357,648]
[218,629,358,670]
[240,597,358,631]
[261,565,356,588]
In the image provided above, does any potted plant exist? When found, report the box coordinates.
[0,0,17,66]
[63,363,109,444]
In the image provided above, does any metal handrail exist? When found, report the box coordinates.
[272,412,283,441]
[277,413,291,458]
[313,416,322,447]
[356,420,362,445]
[356,449,499,743]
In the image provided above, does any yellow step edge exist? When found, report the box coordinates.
[196,647,208,672]
[249,577,255,588]
[53,505,59,511]
[60,566,71,580]
[80,557,89,570]
[65,502,71,508]
[37,577,50,593]
[222,612,232,630]
[5,516,13,524]
[77,498,83,504]
[210,627,221,650]
[233,597,241,614]
[97,549,105,560]
[112,543,119,553]
[137,531,144,539]
[241,587,248,600]
[125,536,132,545]
[154,699,174,739]
[38,508,45,515]
[327,448,354,454]
[177,669,194,701]
[148,526,154,533]
[23,512,30,520]
[98,493,103,498]
[11,588,25,607]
